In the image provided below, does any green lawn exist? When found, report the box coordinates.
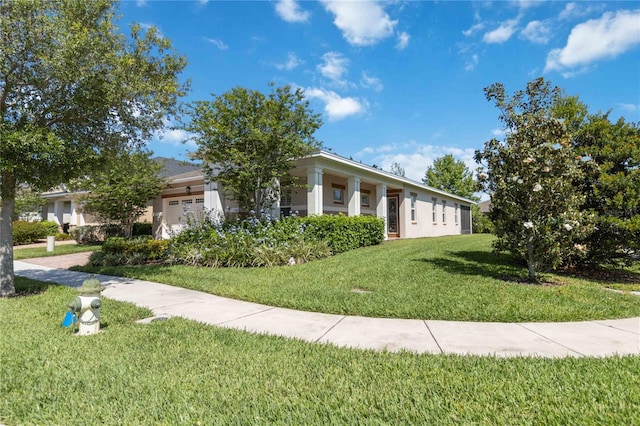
[14,243,100,260]
[75,234,640,322]
[1,277,638,425]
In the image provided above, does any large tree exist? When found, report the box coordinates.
[475,78,591,281]
[184,83,322,213]
[0,0,187,296]
[72,150,165,238]
[552,97,640,265]
[423,154,477,200]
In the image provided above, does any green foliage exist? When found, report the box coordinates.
[73,150,165,238]
[12,221,48,245]
[132,222,153,236]
[575,114,639,265]
[13,186,46,221]
[475,78,592,280]
[89,236,169,266]
[40,220,60,236]
[0,0,187,295]
[423,154,478,200]
[168,213,332,267]
[472,205,494,234]
[184,83,322,213]
[54,233,73,241]
[69,224,122,244]
[300,214,385,254]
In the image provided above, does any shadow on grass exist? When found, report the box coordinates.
[14,276,52,296]
[413,250,527,281]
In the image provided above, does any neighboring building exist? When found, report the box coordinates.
[478,199,492,214]
[41,151,475,239]
[41,157,200,232]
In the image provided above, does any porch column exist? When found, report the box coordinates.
[54,200,64,225]
[376,183,388,240]
[347,177,361,216]
[307,167,323,216]
[204,180,223,216]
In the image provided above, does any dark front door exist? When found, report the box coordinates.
[387,195,399,238]
[461,205,471,234]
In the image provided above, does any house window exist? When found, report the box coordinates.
[442,200,447,223]
[168,200,179,206]
[454,203,459,224]
[432,198,437,223]
[361,189,370,207]
[195,198,205,204]
[182,199,192,205]
[332,184,345,204]
[410,193,417,222]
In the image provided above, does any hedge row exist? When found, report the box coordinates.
[12,220,60,245]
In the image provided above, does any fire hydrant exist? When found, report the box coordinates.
[69,277,105,335]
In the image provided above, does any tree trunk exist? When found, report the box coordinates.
[526,239,537,282]
[0,172,16,297]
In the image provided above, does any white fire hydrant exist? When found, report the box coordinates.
[69,277,105,335]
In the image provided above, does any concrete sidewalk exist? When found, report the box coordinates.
[14,258,640,358]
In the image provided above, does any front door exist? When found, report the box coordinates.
[387,195,399,238]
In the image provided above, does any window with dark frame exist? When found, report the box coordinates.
[332,184,345,204]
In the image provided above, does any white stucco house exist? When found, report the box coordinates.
[42,151,475,240]
[153,150,475,240]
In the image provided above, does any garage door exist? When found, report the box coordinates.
[165,196,205,233]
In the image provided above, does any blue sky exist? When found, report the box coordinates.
[121,0,640,183]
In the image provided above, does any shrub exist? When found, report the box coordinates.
[300,214,385,254]
[132,222,153,236]
[40,220,60,235]
[70,226,102,244]
[89,236,170,266]
[54,233,74,241]
[12,221,48,245]
[167,211,383,267]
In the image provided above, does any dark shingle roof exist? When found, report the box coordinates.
[153,157,201,179]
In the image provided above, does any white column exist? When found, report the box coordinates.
[54,201,64,225]
[347,177,361,216]
[376,184,388,240]
[70,200,78,226]
[204,180,223,214]
[307,167,323,216]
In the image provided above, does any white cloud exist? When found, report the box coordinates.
[154,121,197,150]
[491,128,506,137]
[204,38,228,50]
[618,103,639,112]
[463,22,485,37]
[305,87,367,121]
[483,18,520,43]
[521,20,551,44]
[275,0,310,23]
[545,10,640,73]
[396,31,410,50]
[361,72,383,92]
[136,0,147,7]
[317,52,349,85]
[558,2,602,21]
[355,142,478,183]
[465,54,479,71]
[320,0,397,46]
[275,52,303,70]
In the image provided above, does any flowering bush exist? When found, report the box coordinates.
[167,210,384,267]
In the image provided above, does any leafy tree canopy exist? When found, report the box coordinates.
[0,0,187,296]
[423,154,478,201]
[475,78,591,281]
[183,83,322,213]
[71,150,165,238]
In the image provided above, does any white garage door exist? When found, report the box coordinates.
[164,196,205,235]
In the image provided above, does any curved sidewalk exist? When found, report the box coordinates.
[14,257,640,358]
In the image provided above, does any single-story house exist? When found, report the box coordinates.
[42,151,476,240]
